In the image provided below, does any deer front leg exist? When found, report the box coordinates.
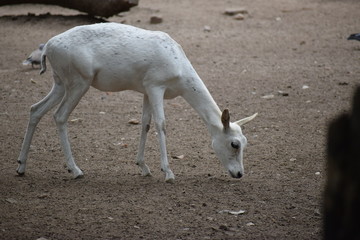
[136,95,152,176]
[147,88,175,183]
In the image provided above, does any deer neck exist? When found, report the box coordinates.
[181,75,223,135]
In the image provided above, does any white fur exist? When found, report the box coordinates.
[17,23,257,182]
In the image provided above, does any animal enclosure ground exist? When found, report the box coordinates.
[0,0,359,239]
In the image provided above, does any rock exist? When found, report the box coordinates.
[37,193,50,199]
[203,25,211,32]
[5,198,17,204]
[0,0,139,18]
[302,85,309,89]
[172,154,185,159]
[224,7,248,16]
[261,94,275,99]
[128,119,140,125]
[233,13,245,20]
[150,15,163,24]
[69,118,83,123]
[278,91,289,96]
[219,209,246,215]
[219,224,229,231]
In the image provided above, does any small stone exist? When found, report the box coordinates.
[219,224,229,231]
[315,171,321,175]
[302,85,309,89]
[261,94,274,99]
[246,222,255,226]
[128,119,140,125]
[203,25,211,32]
[224,8,248,16]
[233,13,245,20]
[37,193,50,199]
[172,154,184,159]
[5,198,17,204]
[69,118,83,123]
[150,15,163,24]
[278,91,289,96]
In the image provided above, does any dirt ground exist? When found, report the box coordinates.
[0,0,359,239]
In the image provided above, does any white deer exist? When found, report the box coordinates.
[17,23,257,183]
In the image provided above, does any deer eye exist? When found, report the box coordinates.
[231,141,240,149]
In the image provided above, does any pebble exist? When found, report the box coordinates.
[128,119,140,125]
[233,13,245,20]
[302,85,309,89]
[150,15,163,24]
[219,224,229,231]
[37,193,50,199]
[278,91,289,96]
[261,94,274,99]
[224,7,248,16]
[69,118,83,123]
[172,154,185,159]
[5,198,17,204]
[219,209,246,215]
[203,25,211,32]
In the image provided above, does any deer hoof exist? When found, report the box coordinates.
[72,168,84,179]
[16,164,26,176]
[165,171,175,183]
[141,165,152,177]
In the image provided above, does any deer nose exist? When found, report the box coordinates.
[230,171,243,178]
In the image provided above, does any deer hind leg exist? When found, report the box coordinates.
[146,88,175,183]
[17,77,65,175]
[136,94,152,176]
[54,77,90,179]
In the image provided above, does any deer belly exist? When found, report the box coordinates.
[91,70,145,93]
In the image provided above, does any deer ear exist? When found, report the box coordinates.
[221,109,230,131]
[235,113,258,126]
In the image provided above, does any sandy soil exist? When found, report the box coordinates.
[1,0,359,239]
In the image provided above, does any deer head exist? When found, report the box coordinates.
[211,109,257,178]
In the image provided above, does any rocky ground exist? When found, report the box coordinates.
[1,0,359,239]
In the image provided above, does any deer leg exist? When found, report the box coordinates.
[147,88,175,183]
[54,80,89,179]
[17,78,65,175]
[136,94,152,176]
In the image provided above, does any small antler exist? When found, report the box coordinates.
[235,113,258,126]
